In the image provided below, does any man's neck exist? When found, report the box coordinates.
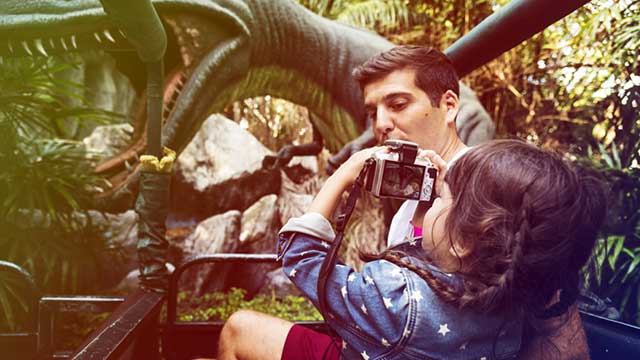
[438,134,467,163]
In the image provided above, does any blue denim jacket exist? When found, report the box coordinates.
[278,213,522,360]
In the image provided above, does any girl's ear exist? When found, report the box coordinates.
[449,240,473,259]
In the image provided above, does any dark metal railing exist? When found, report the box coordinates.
[581,312,640,358]
[166,253,278,323]
[163,254,328,360]
[70,289,164,360]
[0,260,129,359]
[39,296,124,358]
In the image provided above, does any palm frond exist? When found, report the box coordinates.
[0,57,121,139]
[335,0,423,34]
[0,139,107,228]
[0,56,125,332]
[298,0,343,17]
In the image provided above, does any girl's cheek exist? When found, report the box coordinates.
[423,199,440,228]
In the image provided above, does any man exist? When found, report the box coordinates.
[327,46,494,243]
[216,46,590,360]
[352,45,470,248]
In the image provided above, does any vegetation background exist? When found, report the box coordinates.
[0,0,638,340]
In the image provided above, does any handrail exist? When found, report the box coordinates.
[580,311,640,358]
[38,296,124,357]
[69,289,164,360]
[164,254,293,360]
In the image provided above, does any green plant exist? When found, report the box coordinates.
[0,262,39,332]
[587,235,640,325]
[581,144,640,325]
[0,56,123,332]
[176,288,323,322]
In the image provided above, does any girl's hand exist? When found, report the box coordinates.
[417,149,449,198]
[334,146,389,186]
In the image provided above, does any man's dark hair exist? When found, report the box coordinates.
[353,45,460,107]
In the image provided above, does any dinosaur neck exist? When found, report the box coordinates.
[206,65,359,152]
[243,0,393,132]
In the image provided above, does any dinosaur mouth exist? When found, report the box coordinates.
[0,12,208,152]
[0,29,129,58]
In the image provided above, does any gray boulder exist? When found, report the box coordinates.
[115,263,175,295]
[180,210,241,295]
[83,124,134,158]
[277,172,320,226]
[227,195,281,295]
[171,114,281,221]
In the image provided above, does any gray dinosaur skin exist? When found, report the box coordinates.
[0,0,493,208]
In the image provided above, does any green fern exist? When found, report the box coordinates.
[0,56,123,332]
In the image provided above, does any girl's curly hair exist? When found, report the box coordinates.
[362,139,606,320]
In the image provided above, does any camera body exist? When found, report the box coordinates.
[365,140,437,204]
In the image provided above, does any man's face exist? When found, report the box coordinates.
[363,68,454,151]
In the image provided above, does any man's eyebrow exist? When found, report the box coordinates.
[365,92,413,108]
[382,92,413,102]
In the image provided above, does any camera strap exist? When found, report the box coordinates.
[317,158,375,319]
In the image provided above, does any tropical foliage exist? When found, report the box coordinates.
[225,96,314,152]
[0,57,123,331]
[582,146,640,325]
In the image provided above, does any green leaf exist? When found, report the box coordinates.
[607,236,625,270]
[621,254,640,283]
[598,142,614,168]
[611,141,621,168]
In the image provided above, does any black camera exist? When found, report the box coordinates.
[364,140,437,204]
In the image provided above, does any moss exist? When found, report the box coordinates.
[176,287,323,322]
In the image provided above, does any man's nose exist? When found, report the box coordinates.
[374,108,394,137]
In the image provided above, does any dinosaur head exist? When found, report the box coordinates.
[0,0,253,165]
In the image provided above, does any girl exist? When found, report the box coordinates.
[275,139,605,359]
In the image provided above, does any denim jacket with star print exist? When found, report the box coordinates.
[277,213,522,360]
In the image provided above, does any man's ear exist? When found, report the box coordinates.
[440,89,459,125]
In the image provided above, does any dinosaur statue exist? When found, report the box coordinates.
[0,0,494,212]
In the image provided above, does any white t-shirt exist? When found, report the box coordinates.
[386,147,472,247]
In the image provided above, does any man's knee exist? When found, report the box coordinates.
[219,310,293,360]
[221,309,260,340]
